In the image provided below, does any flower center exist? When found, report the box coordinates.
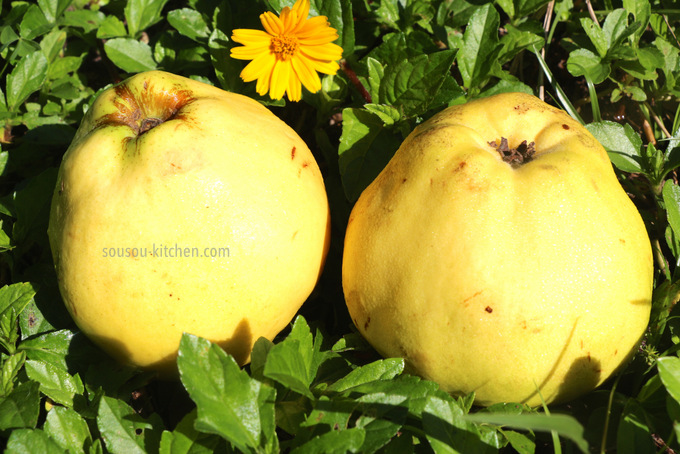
[271,35,298,61]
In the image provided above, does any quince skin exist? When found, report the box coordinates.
[342,92,653,406]
[48,71,330,374]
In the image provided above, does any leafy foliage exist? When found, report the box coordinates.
[1,0,680,452]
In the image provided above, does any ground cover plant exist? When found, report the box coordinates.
[1,0,680,452]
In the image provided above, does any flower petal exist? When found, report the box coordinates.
[231,43,271,60]
[240,52,276,82]
[269,60,292,100]
[231,29,272,46]
[299,42,343,61]
[260,11,283,35]
[292,54,321,93]
[286,74,302,101]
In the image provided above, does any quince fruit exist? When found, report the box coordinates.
[342,92,653,406]
[48,71,330,374]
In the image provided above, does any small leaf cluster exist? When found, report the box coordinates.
[1,0,680,453]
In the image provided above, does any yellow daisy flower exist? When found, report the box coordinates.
[230,0,344,101]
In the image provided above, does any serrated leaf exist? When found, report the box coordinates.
[24,359,84,407]
[263,316,328,399]
[177,334,277,454]
[0,380,40,430]
[327,358,404,393]
[97,396,163,454]
[5,428,65,454]
[586,121,643,173]
[104,38,157,73]
[338,108,402,202]
[378,50,456,117]
[0,282,37,323]
[44,406,92,453]
[19,329,75,368]
[124,0,169,38]
[457,4,501,90]
[1,351,25,396]
[167,8,210,41]
[6,51,48,111]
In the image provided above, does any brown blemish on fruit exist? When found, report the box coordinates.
[463,290,483,307]
[453,161,467,172]
[619,239,626,244]
[485,306,493,313]
[489,137,535,168]
[291,146,296,160]
[402,178,407,183]
[587,352,592,361]
[562,124,570,130]
[364,316,371,330]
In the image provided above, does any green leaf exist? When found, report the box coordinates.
[37,0,73,23]
[663,182,680,245]
[177,334,277,454]
[0,380,41,430]
[1,351,26,396]
[378,50,456,117]
[96,15,127,39]
[457,4,501,91]
[19,5,52,40]
[290,427,366,454]
[5,428,66,454]
[315,0,354,57]
[338,108,402,202]
[602,9,639,53]
[0,282,37,324]
[586,121,643,173]
[327,358,404,393]
[124,0,170,38]
[263,316,332,399]
[104,38,157,73]
[97,396,163,454]
[566,48,610,85]
[167,8,210,41]
[44,406,92,453]
[580,17,608,57]
[6,51,48,112]
[616,399,655,454]
[423,396,496,454]
[501,429,536,454]
[24,359,84,407]
[465,412,589,453]
[158,409,220,454]
[658,356,680,405]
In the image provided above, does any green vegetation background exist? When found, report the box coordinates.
[2,0,680,452]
